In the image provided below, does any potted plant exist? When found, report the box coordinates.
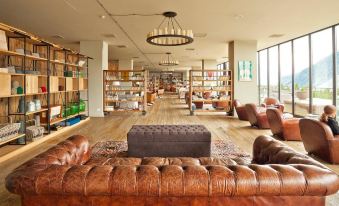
[296,86,308,100]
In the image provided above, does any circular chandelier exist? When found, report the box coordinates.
[147,11,193,46]
[159,52,179,66]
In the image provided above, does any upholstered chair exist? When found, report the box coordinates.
[245,103,270,129]
[266,108,301,141]
[193,101,204,109]
[300,118,339,164]
[261,97,285,112]
[233,99,248,121]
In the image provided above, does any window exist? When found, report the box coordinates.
[279,42,293,113]
[293,36,310,116]
[311,28,333,115]
[268,46,279,99]
[259,50,268,103]
[336,26,339,119]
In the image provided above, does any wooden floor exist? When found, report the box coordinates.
[0,95,338,205]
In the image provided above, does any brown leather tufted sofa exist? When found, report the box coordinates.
[6,135,339,206]
[300,118,339,164]
[245,103,270,129]
[266,108,301,141]
[233,99,248,121]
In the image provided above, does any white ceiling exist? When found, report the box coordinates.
[0,0,339,70]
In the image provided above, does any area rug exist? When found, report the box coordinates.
[91,139,251,163]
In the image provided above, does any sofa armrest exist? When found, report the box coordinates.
[15,135,91,170]
[253,135,326,168]
[328,138,339,163]
[6,164,338,197]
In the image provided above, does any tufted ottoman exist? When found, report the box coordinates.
[127,125,211,157]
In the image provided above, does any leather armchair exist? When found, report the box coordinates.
[233,99,248,121]
[266,108,301,141]
[261,97,285,112]
[300,118,339,164]
[147,92,156,103]
[245,103,270,129]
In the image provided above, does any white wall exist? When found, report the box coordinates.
[80,41,108,117]
[229,40,258,104]
[119,59,133,70]
[203,59,218,69]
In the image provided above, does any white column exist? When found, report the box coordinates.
[80,40,108,117]
[228,40,258,104]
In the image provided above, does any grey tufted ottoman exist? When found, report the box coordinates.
[127,125,211,157]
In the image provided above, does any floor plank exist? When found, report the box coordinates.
[0,95,338,205]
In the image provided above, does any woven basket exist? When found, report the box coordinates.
[0,123,21,139]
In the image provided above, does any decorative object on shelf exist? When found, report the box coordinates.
[18,97,25,113]
[40,86,47,93]
[33,99,41,110]
[0,122,21,140]
[32,52,40,58]
[11,80,20,95]
[79,100,86,112]
[40,105,62,123]
[58,85,64,91]
[34,114,40,126]
[238,60,253,81]
[26,101,36,112]
[78,60,86,67]
[15,48,24,55]
[17,86,23,94]
[26,119,44,142]
[159,52,179,66]
[0,30,7,51]
[146,11,193,46]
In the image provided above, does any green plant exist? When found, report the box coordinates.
[294,83,299,91]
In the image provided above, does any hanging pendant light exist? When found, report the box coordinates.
[147,11,193,46]
[159,52,179,66]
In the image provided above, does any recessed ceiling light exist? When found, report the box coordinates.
[194,33,207,38]
[185,48,195,51]
[51,35,64,39]
[99,15,106,19]
[116,45,127,48]
[233,14,244,20]
[269,34,285,38]
[102,33,116,38]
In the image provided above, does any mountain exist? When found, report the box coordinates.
[281,52,339,88]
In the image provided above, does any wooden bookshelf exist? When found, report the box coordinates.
[103,70,147,114]
[0,22,91,156]
[189,69,233,115]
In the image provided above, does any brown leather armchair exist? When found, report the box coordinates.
[300,118,339,164]
[233,99,248,121]
[261,97,285,112]
[266,108,301,141]
[245,103,270,129]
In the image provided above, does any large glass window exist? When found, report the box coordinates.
[268,46,279,99]
[311,28,333,115]
[259,50,268,103]
[279,42,293,113]
[293,36,310,116]
[336,26,339,119]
